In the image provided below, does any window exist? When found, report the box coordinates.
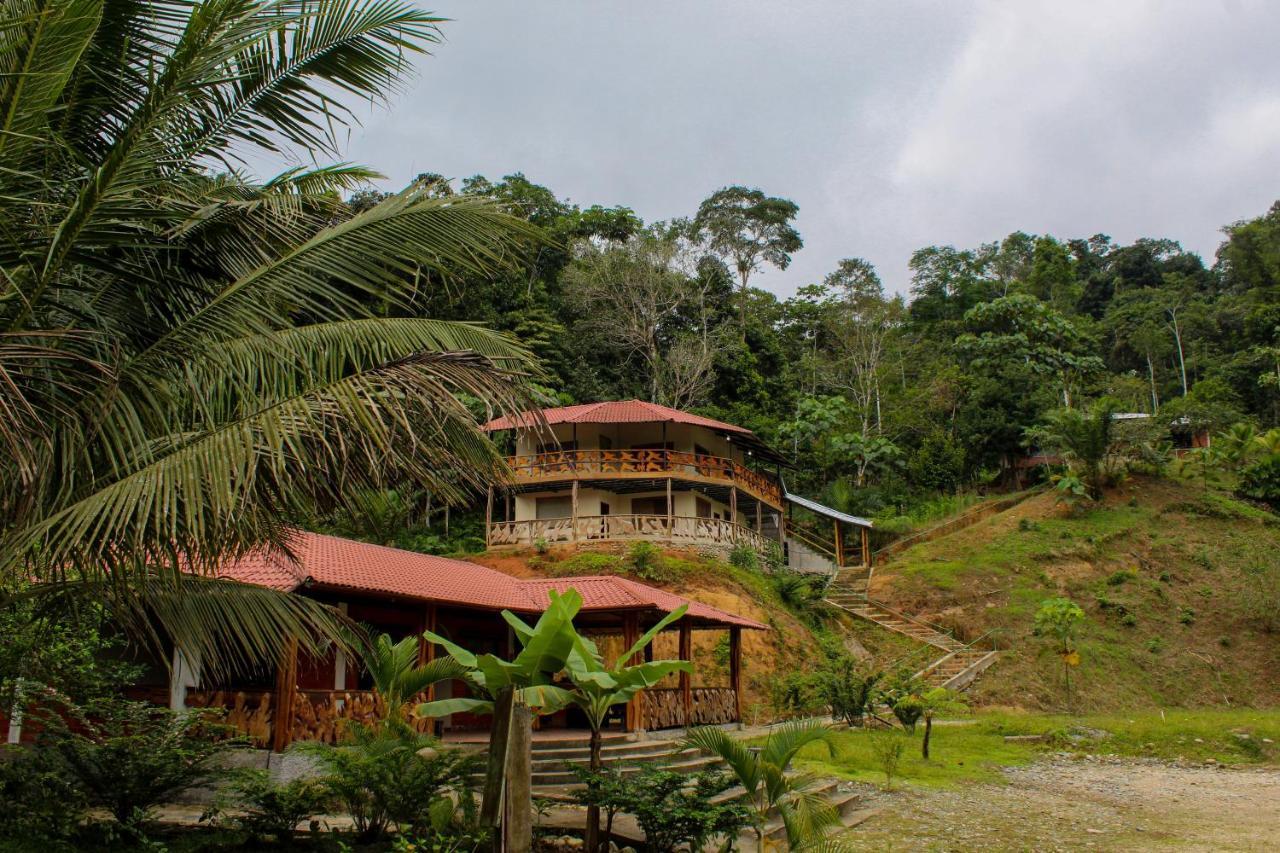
[631,497,669,516]
[695,497,712,518]
[535,497,572,519]
[600,502,611,516]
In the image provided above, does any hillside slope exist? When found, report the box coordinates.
[871,476,1280,710]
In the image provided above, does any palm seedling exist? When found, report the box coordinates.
[684,718,842,851]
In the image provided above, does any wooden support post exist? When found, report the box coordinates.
[861,526,870,568]
[505,492,511,522]
[485,486,494,546]
[833,521,844,569]
[756,500,762,532]
[623,613,641,731]
[679,619,692,726]
[666,477,673,537]
[271,636,299,753]
[730,486,738,526]
[571,479,580,542]
[504,700,533,852]
[728,627,743,725]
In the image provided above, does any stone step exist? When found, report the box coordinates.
[532,753,724,786]
[530,738,683,763]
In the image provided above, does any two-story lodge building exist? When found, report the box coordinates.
[482,400,873,572]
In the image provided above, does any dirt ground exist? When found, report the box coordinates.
[848,757,1280,852]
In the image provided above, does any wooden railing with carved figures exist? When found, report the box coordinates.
[488,514,771,553]
[641,687,738,729]
[185,688,435,747]
[503,449,783,508]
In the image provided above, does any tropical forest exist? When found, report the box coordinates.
[1,1,1277,851]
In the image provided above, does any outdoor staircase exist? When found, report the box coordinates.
[523,730,870,847]
[824,568,999,692]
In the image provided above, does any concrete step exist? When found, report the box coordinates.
[532,752,724,786]
[530,738,684,763]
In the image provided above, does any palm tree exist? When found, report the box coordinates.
[0,0,540,673]
[1025,399,1120,500]
[684,718,841,851]
[361,632,464,726]
[1217,422,1259,470]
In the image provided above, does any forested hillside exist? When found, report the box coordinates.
[343,175,1280,522]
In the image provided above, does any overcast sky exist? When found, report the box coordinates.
[323,0,1280,297]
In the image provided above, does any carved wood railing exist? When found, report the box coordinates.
[488,514,771,553]
[185,689,436,747]
[641,687,738,729]
[503,449,783,507]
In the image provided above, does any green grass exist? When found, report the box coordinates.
[793,709,1280,790]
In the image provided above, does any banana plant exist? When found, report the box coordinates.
[550,604,692,852]
[416,589,585,850]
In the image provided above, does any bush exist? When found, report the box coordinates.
[768,670,824,717]
[45,700,234,832]
[728,543,760,572]
[1238,453,1280,509]
[302,723,481,841]
[770,570,823,611]
[549,551,625,577]
[627,540,668,581]
[205,768,333,843]
[0,744,86,848]
[818,657,881,726]
[619,765,749,852]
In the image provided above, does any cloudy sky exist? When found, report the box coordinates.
[324,0,1280,296]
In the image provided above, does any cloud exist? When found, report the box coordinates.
[295,1,1280,298]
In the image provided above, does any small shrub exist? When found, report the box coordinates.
[1018,518,1041,532]
[205,768,333,843]
[1219,635,1233,648]
[868,729,907,790]
[768,670,824,717]
[819,657,882,726]
[46,700,235,832]
[1178,607,1196,625]
[728,543,760,572]
[1193,547,1214,570]
[1159,571,1172,583]
[1120,612,1138,627]
[1146,637,1165,654]
[548,551,624,577]
[533,536,550,555]
[762,541,786,573]
[627,540,669,582]
[1105,570,1134,586]
[1238,453,1280,509]
[0,743,86,846]
[618,766,749,852]
[302,724,481,841]
[771,570,823,611]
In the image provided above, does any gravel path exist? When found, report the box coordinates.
[846,756,1280,851]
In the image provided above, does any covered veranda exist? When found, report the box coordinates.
[161,532,765,751]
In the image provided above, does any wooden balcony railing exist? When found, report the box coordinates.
[503,449,783,508]
[185,688,434,747]
[641,687,738,729]
[487,514,772,552]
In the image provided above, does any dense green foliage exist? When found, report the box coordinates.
[335,166,1280,527]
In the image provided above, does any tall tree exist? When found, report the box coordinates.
[693,186,802,331]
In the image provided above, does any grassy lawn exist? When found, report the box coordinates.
[792,708,1280,789]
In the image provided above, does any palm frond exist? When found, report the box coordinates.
[16,572,354,681]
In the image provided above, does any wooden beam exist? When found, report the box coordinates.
[271,636,299,753]
[666,477,673,536]
[571,479,580,542]
[833,521,844,569]
[485,486,494,546]
[861,526,870,568]
[623,613,641,731]
[728,627,743,724]
[755,499,762,532]
[730,486,738,526]
[679,619,692,726]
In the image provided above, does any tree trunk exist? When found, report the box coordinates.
[505,702,533,852]
[480,686,516,852]
[585,726,603,852]
[922,711,933,759]
[1146,352,1159,413]
[1168,309,1188,396]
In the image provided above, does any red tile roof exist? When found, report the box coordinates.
[482,400,753,436]
[217,531,765,630]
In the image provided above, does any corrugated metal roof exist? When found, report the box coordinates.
[784,492,874,528]
[216,531,766,629]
